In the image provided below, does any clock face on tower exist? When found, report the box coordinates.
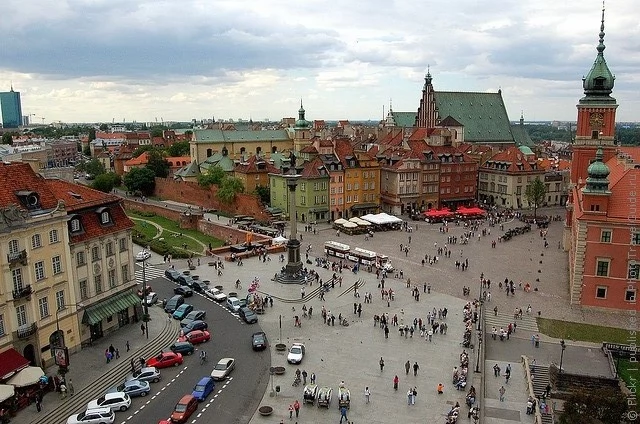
[589,112,604,129]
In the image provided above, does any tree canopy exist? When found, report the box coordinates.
[146,149,171,178]
[91,172,121,193]
[525,177,546,218]
[78,158,106,178]
[123,167,156,195]
[559,388,628,424]
[254,185,270,206]
[217,177,244,204]
[197,166,227,188]
[166,141,190,157]
[1,132,15,145]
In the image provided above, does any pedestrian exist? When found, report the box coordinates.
[302,370,307,385]
[405,360,411,375]
[60,383,67,399]
[499,385,506,401]
[413,362,420,376]
[407,388,413,405]
[105,349,110,363]
[35,394,41,412]
[115,348,120,359]
[293,400,300,418]
[310,372,316,384]
[493,364,501,377]
[545,383,552,397]
[126,341,130,352]
[339,406,349,423]
[393,375,399,390]
[140,323,145,335]
[68,378,74,396]
[364,386,371,403]
[437,383,444,394]
[130,358,135,373]
[412,387,417,405]
[379,357,385,371]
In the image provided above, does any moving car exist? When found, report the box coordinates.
[204,287,227,302]
[170,395,198,424]
[67,407,115,424]
[181,320,208,335]
[177,274,195,288]
[107,380,150,398]
[210,357,235,380]
[164,295,184,313]
[143,292,158,306]
[146,352,183,369]
[238,307,258,324]
[180,310,207,328]
[169,341,195,356]
[287,343,305,364]
[251,331,268,351]
[86,392,131,412]
[178,330,210,345]
[165,268,181,281]
[192,377,216,401]
[172,304,194,320]
[126,367,161,383]
[173,286,193,298]
[135,250,151,261]
[226,297,241,313]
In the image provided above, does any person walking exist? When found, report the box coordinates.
[293,400,300,418]
[405,360,411,375]
[364,386,371,404]
[413,362,420,376]
[437,383,444,394]
[140,323,145,335]
[34,394,41,412]
[412,387,417,405]
[126,341,130,352]
[499,385,506,402]
[301,370,307,385]
[407,388,413,405]
[60,383,67,399]
[339,405,349,423]
[67,379,74,396]
[393,375,399,390]
[310,372,316,384]
[379,357,385,372]
[288,404,294,419]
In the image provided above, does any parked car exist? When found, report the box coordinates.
[181,320,208,335]
[192,377,216,401]
[165,268,181,281]
[173,286,193,298]
[86,392,131,412]
[146,352,183,369]
[238,307,258,324]
[107,380,150,398]
[238,298,248,308]
[67,407,115,424]
[210,358,235,380]
[126,367,161,384]
[251,331,268,351]
[178,330,210,345]
[204,288,227,302]
[137,285,153,299]
[143,292,158,306]
[164,295,185,313]
[170,395,198,423]
[177,274,196,288]
[192,281,208,293]
[180,310,207,328]
[169,341,195,356]
[172,304,194,320]
[287,343,305,364]
[226,297,241,313]
[135,250,151,261]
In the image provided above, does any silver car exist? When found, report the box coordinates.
[108,379,150,398]
[126,367,161,383]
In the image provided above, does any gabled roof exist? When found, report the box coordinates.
[439,116,463,127]
[124,152,149,167]
[300,145,318,154]
[391,112,417,128]
[174,160,201,178]
[235,155,280,174]
[193,129,290,143]
[299,157,329,179]
[379,130,404,147]
[44,179,120,211]
[0,162,60,210]
[482,146,540,172]
[511,124,535,147]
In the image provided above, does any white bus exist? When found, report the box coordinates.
[324,241,350,258]
[347,247,377,266]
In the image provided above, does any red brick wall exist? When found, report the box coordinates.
[123,199,183,222]
[198,220,271,246]
[154,178,271,221]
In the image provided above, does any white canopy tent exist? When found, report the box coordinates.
[360,213,403,225]
[272,236,288,245]
[342,221,358,228]
[0,385,14,402]
[334,218,348,225]
[6,366,44,387]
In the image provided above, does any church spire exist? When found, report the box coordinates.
[581,1,615,100]
[597,1,606,55]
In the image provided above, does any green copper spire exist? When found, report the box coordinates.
[295,100,310,129]
[583,147,611,193]
[581,1,615,102]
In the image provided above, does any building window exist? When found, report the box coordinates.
[12,268,23,292]
[70,218,82,232]
[626,290,636,302]
[16,305,27,328]
[31,234,42,249]
[8,240,18,255]
[91,246,100,262]
[34,261,46,281]
[628,262,640,280]
[119,238,127,252]
[76,251,86,266]
[106,242,114,257]
[56,290,65,310]
[596,259,610,277]
[52,256,63,275]
[600,230,612,243]
[121,264,129,283]
[633,233,640,245]
[0,315,4,337]
[595,286,607,299]
[94,275,103,294]
[100,211,111,225]
[108,269,117,289]
[49,230,59,244]
[79,280,88,300]
[38,297,50,319]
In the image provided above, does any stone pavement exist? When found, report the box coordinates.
[483,359,535,424]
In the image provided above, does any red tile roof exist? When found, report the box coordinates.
[299,156,328,178]
[0,162,60,210]
[482,146,539,172]
[124,152,149,167]
[235,155,280,174]
[44,179,120,211]
[301,145,318,153]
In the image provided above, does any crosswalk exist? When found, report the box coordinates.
[134,262,167,285]
[485,311,539,333]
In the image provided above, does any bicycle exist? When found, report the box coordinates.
[235,280,242,290]
[199,352,207,365]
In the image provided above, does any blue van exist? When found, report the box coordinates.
[192,376,216,401]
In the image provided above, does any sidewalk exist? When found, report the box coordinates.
[15,306,179,424]
[483,359,535,424]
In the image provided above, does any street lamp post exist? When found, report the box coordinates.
[136,256,149,339]
[559,339,566,375]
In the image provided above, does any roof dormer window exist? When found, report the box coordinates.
[96,207,112,226]
[69,215,83,233]
[15,190,41,210]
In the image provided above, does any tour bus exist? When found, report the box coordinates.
[347,247,377,266]
[324,241,350,258]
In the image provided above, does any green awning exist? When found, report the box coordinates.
[82,291,140,325]
[310,208,329,214]
[350,203,379,210]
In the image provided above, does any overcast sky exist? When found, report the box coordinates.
[1,0,638,124]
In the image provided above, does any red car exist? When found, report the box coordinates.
[178,330,211,345]
[170,395,198,423]
[146,352,183,369]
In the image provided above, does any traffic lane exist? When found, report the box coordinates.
[145,275,272,424]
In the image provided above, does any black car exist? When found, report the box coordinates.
[251,332,267,351]
[174,286,194,297]
[182,320,208,335]
[238,307,258,324]
[192,281,208,293]
[165,268,181,282]
[169,341,195,356]
[177,275,196,288]
[180,310,207,328]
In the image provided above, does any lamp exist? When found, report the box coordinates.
[136,255,150,339]
[559,339,566,375]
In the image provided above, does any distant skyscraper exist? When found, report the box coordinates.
[0,85,23,128]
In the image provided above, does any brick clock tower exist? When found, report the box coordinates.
[570,4,618,186]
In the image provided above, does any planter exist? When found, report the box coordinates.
[183,270,190,275]
[215,285,223,291]
[192,275,199,280]
[258,405,273,416]
[275,344,287,352]
[208,262,216,266]
[273,366,286,375]
[228,292,238,298]
[203,280,210,285]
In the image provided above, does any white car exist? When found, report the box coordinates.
[226,297,241,312]
[67,407,115,424]
[210,357,235,380]
[287,343,305,364]
[135,250,151,261]
[86,392,131,412]
[205,288,227,302]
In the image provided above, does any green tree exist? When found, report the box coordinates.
[91,172,121,193]
[254,185,271,205]
[88,128,96,142]
[84,158,106,178]
[2,132,14,145]
[99,124,109,132]
[184,130,193,140]
[132,145,155,158]
[146,149,170,178]
[150,127,166,138]
[217,177,244,204]
[559,388,628,424]
[123,167,156,195]
[524,177,546,218]
[166,141,190,157]
[83,144,92,157]
[197,166,227,188]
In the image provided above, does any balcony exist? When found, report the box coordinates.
[7,249,27,266]
[15,323,38,339]
[12,285,33,300]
